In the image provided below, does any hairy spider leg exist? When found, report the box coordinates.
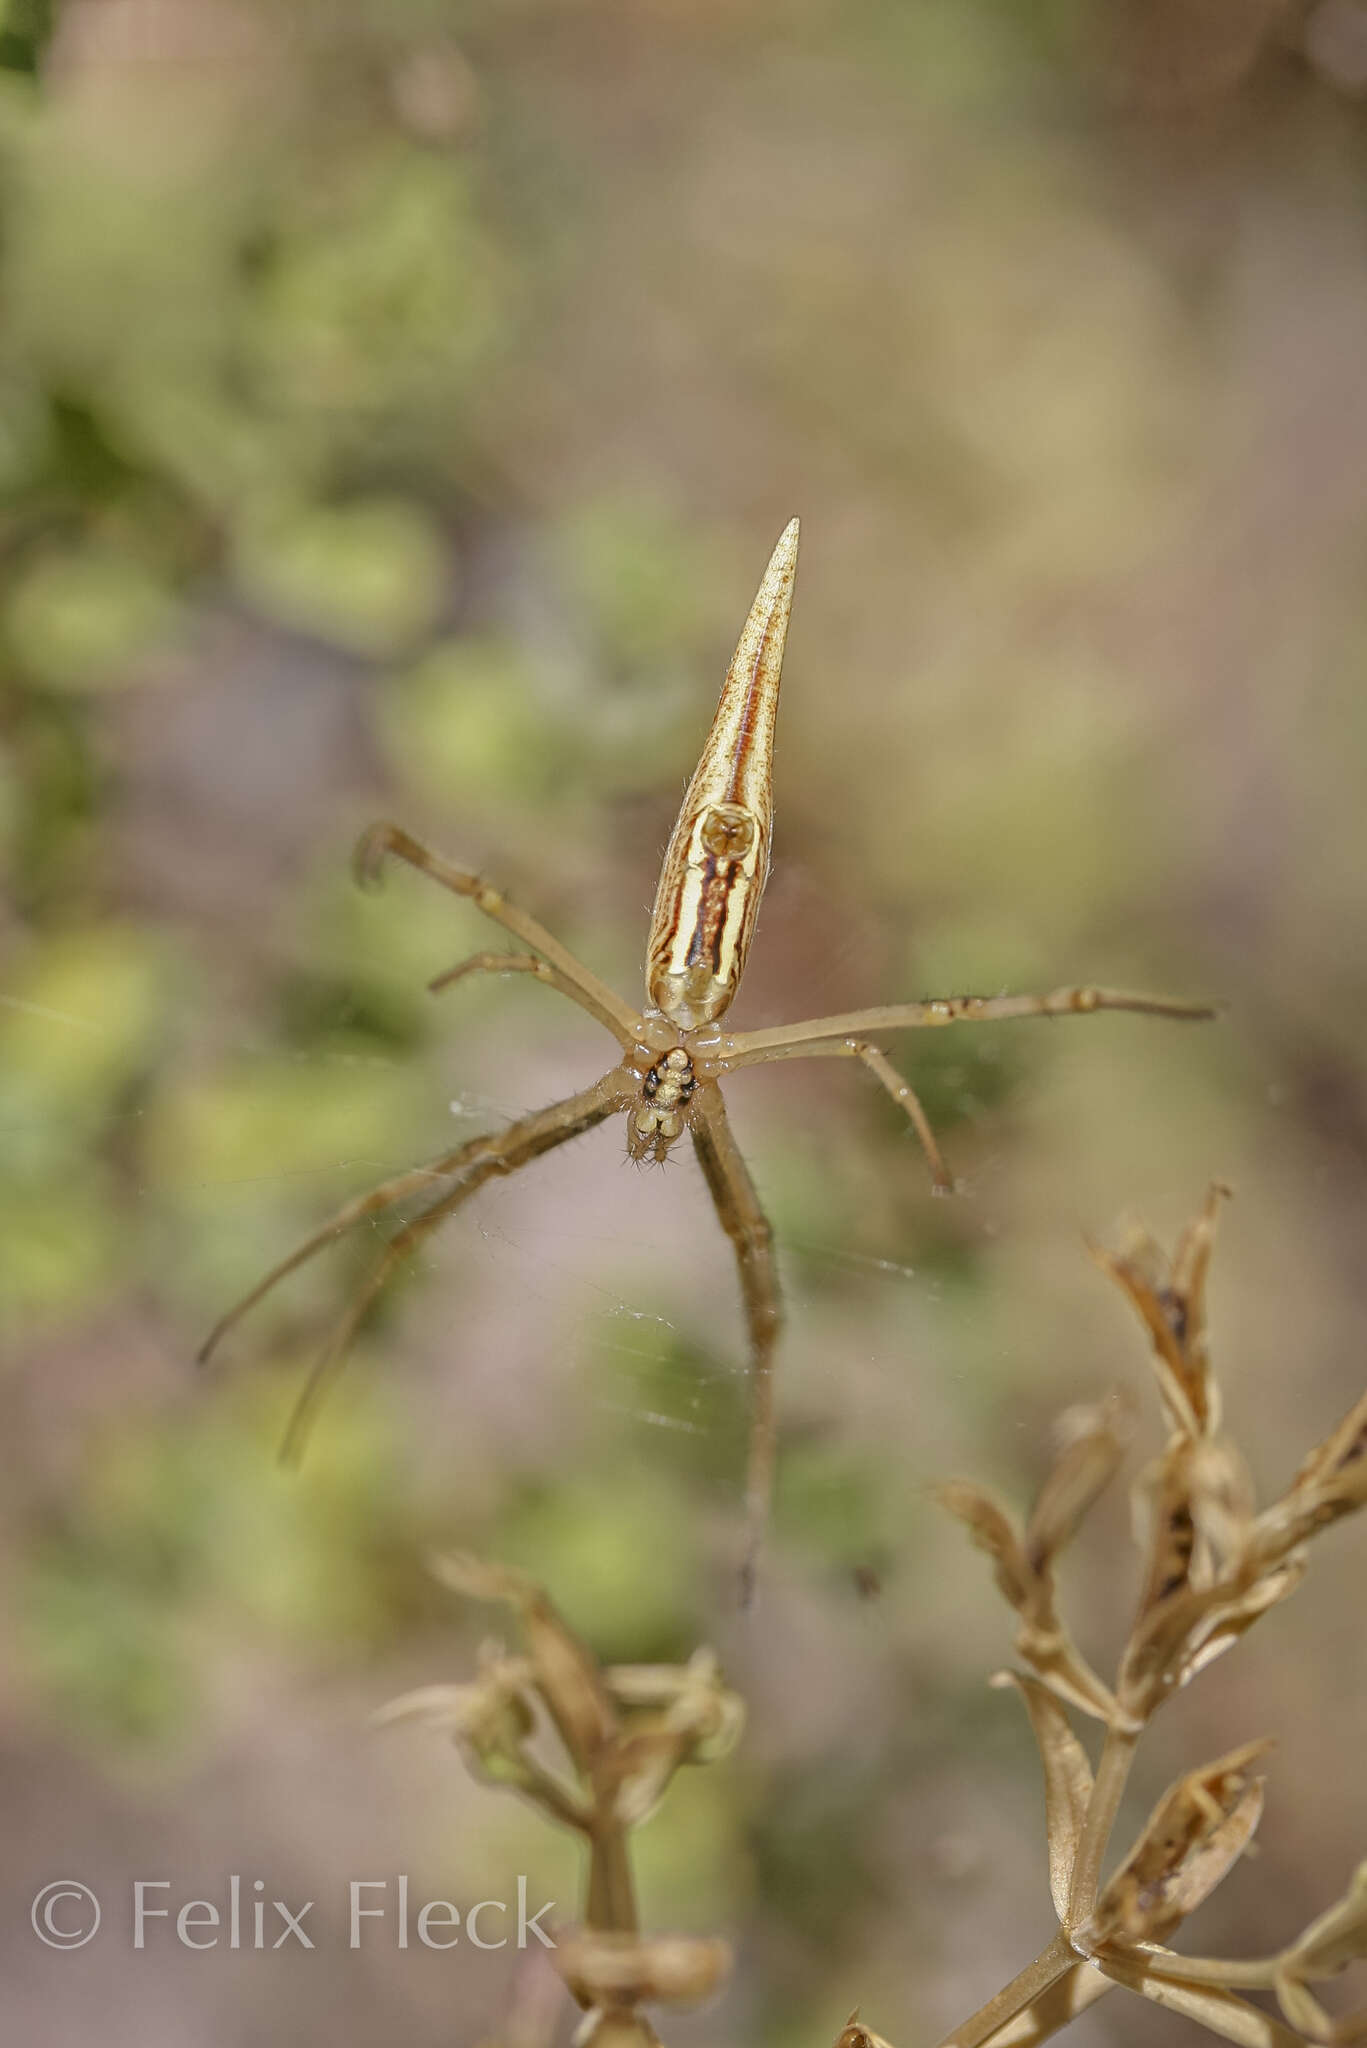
[356,822,642,1045]
[690,1085,782,1602]
[278,1070,634,1461]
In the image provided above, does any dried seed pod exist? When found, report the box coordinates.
[1119,1546,1306,1720]
[991,1672,1095,1922]
[1254,1390,1367,1566]
[1186,1436,1257,1583]
[432,1553,619,1771]
[605,1649,746,1764]
[1131,1435,1256,1625]
[1092,1184,1229,1443]
[937,1477,1119,1724]
[938,1481,1036,1612]
[379,1650,590,1829]
[380,1653,535,1759]
[833,2016,898,2048]
[1025,1395,1134,1576]
[1131,1438,1200,1617]
[1090,1740,1270,1946]
[604,1731,705,1830]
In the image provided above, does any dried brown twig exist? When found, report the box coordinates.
[380,1554,742,2046]
[857,1185,1367,2048]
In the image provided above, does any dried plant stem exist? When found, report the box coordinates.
[587,1814,639,1934]
[1067,1724,1140,1930]
[933,1931,1076,2048]
[851,1194,1367,2048]
[1133,1951,1280,1991]
[1094,1951,1307,2048]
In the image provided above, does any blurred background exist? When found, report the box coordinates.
[3,1,1367,2042]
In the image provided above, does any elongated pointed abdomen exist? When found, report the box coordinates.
[646,518,799,1029]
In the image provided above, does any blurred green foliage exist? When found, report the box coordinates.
[0,0,52,78]
[22,1391,416,1744]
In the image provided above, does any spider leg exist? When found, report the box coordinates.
[280,1068,633,1461]
[690,1085,781,1604]
[854,1041,953,1191]
[426,948,630,1045]
[279,1175,471,1464]
[356,822,643,1046]
[197,1147,488,1368]
[429,950,545,994]
[771,1038,953,1192]
[200,1071,633,1369]
[719,984,1218,1065]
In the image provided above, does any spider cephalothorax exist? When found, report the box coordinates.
[201,518,1213,1587]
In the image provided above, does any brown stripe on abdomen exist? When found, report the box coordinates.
[684,856,722,968]
[721,616,779,804]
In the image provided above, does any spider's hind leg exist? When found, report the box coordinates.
[275,1068,635,1459]
[689,1085,781,1604]
[197,1147,482,1368]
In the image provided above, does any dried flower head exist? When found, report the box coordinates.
[937,1393,1133,1724]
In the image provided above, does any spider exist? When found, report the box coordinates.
[201,519,1213,1590]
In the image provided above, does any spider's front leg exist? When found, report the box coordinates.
[689,1083,782,1604]
[356,821,643,1047]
